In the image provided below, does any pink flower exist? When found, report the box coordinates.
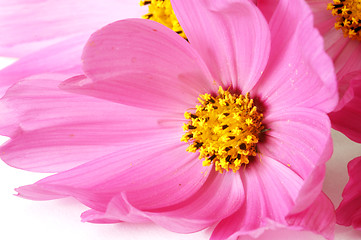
[0,0,146,96]
[336,156,361,229]
[1,0,338,239]
[306,0,361,143]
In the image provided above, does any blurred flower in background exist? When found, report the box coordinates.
[306,0,361,143]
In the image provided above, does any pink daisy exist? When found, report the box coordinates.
[306,0,361,143]
[336,156,361,229]
[0,0,338,239]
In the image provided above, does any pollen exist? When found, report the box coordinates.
[182,87,265,173]
[327,0,361,41]
[140,0,187,39]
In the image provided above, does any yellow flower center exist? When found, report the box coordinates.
[140,0,186,39]
[182,87,265,173]
[327,0,361,41]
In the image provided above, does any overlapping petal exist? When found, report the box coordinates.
[255,0,337,113]
[62,19,216,113]
[287,193,335,240]
[16,140,213,217]
[82,171,243,233]
[0,34,88,97]
[210,157,303,239]
[0,75,183,172]
[171,0,271,92]
[261,107,331,179]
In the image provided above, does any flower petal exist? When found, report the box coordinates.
[334,41,361,81]
[0,75,183,172]
[254,0,338,113]
[171,0,271,92]
[83,171,243,233]
[0,0,145,57]
[64,19,215,113]
[329,73,361,143]
[0,34,88,97]
[286,193,335,240]
[265,115,333,216]
[210,156,303,239]
[16,140,210,213]
[305,0,335,35]
[261,107,331,179]
[336,156,361,229]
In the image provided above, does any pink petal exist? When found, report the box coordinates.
[83,171,243,233]
[171,0,271,92]
[1,75,184,172]
[136,171,243,233]
[15,184,67,201]
[289,136,332,215]
[322,27,349,64]
[16,140,210,213]
[210,156,303,239]
[333,71,361,111]
[333,40,361,82]
[64,19,215,113]
[329,73,361,143]
[286,193,335,240]
[0,0,145,57]
[81,209,127,224]
[254,0,338,113]
[306,0,335,35]
[81,201,149,224]
[0,34,88,97]
[336,156,361,229]
[261,107,332,179]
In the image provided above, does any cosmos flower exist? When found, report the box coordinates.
[336,156,361,229]
[306,0,361,143]
[0,0,338,239]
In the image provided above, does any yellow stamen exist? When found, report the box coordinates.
[140,0,187,39]
[182,86,265,173]
[328,0,361,41]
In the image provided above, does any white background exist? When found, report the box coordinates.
[1,58,361,239]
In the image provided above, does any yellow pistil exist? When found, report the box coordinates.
[182,86,265,173]
[327,0,361,41]
[140,0,186,39]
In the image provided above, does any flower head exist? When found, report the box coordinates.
[307,0,361,143]
[1,0,338,239]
